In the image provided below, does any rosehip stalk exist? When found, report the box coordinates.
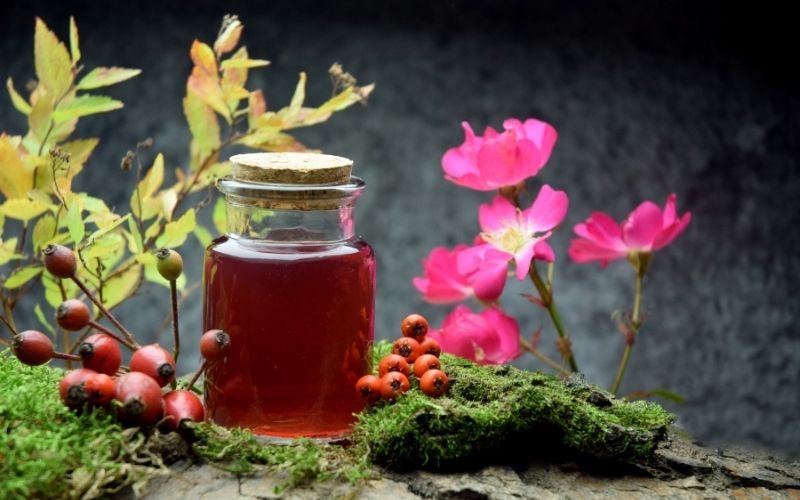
[169,279,180,364]
[156,249,183,364]
[186,361,207,391]
[70,274,141,349]
[86,320,138,351]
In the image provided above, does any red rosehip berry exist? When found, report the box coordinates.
[401,314,428,342]
[155,248,183,281]
[79,334,122,376]
[392,337,422,363]
[84,372,116,407]
[419,337,442,357]
[413,353,442,378]
[355,374,383,404]
[12,330,54,366]
[59,368,96,409]
[420,369,449,398]
[378,354,410,378]
[380,372,410,400]
[130,344,176,387]
[199,329,231,362]
[114,371,164,426]
[42,244,77,278]
[56,299,91,331]
[161,390,205,432]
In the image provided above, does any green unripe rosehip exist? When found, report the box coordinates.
[155,248,183,281]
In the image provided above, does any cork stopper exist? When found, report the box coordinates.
[230,152,352,185]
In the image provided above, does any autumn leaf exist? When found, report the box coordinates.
[66,201,85,244]
[220,58,270,70]
[0,198,50,222]
[0,238,23,266]
[6,78,32,115]
[77,67,141,90]
[69,16,80,64]
[190,40,217,75]
[31,214,57,252]
[102,264,142,309]
[156,209,196,248]
[187,67,231,124]
[213,16,243,56]
[130,154,164,220]
[4,265,44,289]
[212,197,226,235]
[34,17,73,101]
[34,138,99,193]
[52,94,124,123]
[248,90,266,128]
[183,92,221,170]
[0,136,34,199]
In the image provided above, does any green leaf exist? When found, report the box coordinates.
[77,67,141,90]
[34,17,73,100]
[66,202,85,244]
[0,136,34,199]
[34,303,55,335]
[4,265,43,289]
[183,92,221,170]
[0,198,50,222]
[289,72,306,117]
[6,78,32,115]
[212,197,226,235]
[130,153,165,220]
[193,225,213,248]
[156,209,196,248]
[102,264,142,309]
[127,217,143,254]
[0,238,23,266]
[84,214,131,245]
[31,214,57,253]
[220,58,270,70]
[42,272,77,308]
[51,95,124,123]
[69,16,80,65]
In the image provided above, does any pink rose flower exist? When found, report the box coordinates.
[428,305,521,365]
[441,118,558,191]
[412,245,474,303]
[568,193,692,267]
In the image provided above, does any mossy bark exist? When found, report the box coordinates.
[353,353,674,468]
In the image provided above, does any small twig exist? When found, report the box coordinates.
[519,337,570,377]
[87,320,138,351]
[155,281,200,340]
[169,279,180,363]
[53,351,81,362]
[0,313,17,336]
[71,274,141,349]
[187,361,208,391]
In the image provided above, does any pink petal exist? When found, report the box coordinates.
[475,131,534,188]
[622,201,664,250]
[652,212,692,251]
[479,196,519,233]
[520,118,558,162]
[523,184,569,232]
[662,193,677,226]
[568,239,628,266]
[513,241,537,279]
[480,307,521,364]
[583,212,625,249]
[413,246,473,303]
[533,240,555,262]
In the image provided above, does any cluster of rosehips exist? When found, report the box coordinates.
[8,244,230,432]
[356,314,450,403]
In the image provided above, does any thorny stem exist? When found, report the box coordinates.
[611,270,644,395]
[528,263,579,372]
[518,337,570,376]
[187,361,207,391]
[87,320,138,351]
[71,275,141,349]
[170,280,180,364]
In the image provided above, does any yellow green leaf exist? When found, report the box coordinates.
[77,67,141,90]
[212,197,226,235]
[32,214,57,252]
[193,225,213,248]
[102,263,142,309]
[213,17,243,56]
[187,67,231,124]
[4,265,43,289]
[236,130,305,152]
[0,198,49,222]
[85,213,130,245]
[82,232,125,271]
[248,90,266,128]
[66,202,85,244]
[126,217,143,254]
[156,208,196,248]
[6,78,32,115]
[52,95,124,123]
[69,16,80,64]
[190,40,217,75]
[160,189,178,220]
[288,72,306,117]
[34,303,56,335]
[220,58,270,70]
[34,17,73,100]
[130,153,165,220]
[0,136,34,199]
[183,92,221,170]
[0,238,23,266]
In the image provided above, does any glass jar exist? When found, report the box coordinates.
[202,153,376,439]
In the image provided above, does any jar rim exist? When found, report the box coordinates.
[216,176,366,200]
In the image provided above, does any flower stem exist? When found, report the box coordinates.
[528,263,579,372]
[519,337,570,376]
[611,270,644,395]
[170,279,181,364]
[72,275,141,349]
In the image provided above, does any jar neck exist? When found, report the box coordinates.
[226,202,356,244]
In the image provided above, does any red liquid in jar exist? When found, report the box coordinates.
[202,236,376,438]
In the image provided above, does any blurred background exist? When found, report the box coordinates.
[3,1,798,456]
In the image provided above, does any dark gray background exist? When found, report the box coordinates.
[3,1,798,456]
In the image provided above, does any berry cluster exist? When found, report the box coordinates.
[9,244,231,432]
[356,314,449,403]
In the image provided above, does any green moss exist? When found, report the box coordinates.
[0,351,166,499]
[352,347,674,468]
